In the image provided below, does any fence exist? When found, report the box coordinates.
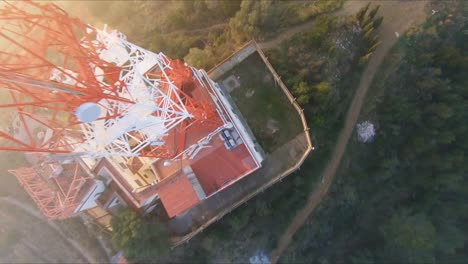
[172,40,313,247]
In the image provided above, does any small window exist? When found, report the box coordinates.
[135,179,143,187]
[143,174,149,179]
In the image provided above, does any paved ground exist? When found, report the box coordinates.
[269,1,430,263]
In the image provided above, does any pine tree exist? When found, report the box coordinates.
[369,35,380,46]
[368,41,381,53]
[363,22,374,33]
[364,28,375,41]
[356,2,371,23]
[368,5,381,20]
[361,14,373,28]
[359,52,373,65]
[373,16,384,29]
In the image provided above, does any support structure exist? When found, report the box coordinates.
[0,0,224,160]
[8,162,92,220]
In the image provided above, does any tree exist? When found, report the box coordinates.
[228,208,251,232]
[356,2,371,23]
[305,15,336,48]
[112,209,169,262]
[368,5,381,20]
[369,35,380,46]
[359,52,372,65]
[293,81,314,105]
[350,249,375,264]
[367,41,380,53]
[429,103,453,120]
[373,16,384,28]
[381,210,436,263]
[363,27,375,40]
[184,47,217,69]
[435,224,465,255]
[314,81,330,102]
[363,21,374,34]
[229,0,274,43]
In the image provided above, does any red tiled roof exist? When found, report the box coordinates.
[191,137,255,195]
[157,173,200,218]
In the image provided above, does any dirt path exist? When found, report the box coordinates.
[259,19,318,50]
[269,1,429,263]
[258,2,357,50]
[166,22,227,36]
[0,196,98,263]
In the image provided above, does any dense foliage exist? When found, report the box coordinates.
[281,2,468,263]
[111,209,169,262]
[77,0,343,66]
[268,4,381,108]
[184,0,344,69]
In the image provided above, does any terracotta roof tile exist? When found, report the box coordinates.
[157,173,200,218]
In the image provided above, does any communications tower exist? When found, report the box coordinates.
[1,1,255,220]
[0,0,226,161]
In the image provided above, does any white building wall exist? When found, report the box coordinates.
[74,180,106,213]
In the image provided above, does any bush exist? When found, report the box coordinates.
[111,209,169,262]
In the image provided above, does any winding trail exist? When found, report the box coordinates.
[258,2,359,50]
[165,23,227,36]
[267,1,429,263]
[259,19,319,50]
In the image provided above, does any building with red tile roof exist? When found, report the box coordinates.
[83,69,264,219]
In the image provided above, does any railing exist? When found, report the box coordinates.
[253,41,313,150]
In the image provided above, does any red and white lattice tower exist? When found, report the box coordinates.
[1,0,231,220]
[8,162,93,220]
[0,0,226,161]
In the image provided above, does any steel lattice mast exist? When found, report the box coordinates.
[0,0,225,160]
[8,162,92,220]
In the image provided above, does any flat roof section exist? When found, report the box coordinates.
[190,136,256,196]
[157,172,200,218]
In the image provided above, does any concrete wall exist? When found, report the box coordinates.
[208,41,257,81]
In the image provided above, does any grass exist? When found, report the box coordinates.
[218,52,302,153]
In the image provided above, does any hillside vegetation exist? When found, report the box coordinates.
[280,2,468,263]
[64,0,343,65]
